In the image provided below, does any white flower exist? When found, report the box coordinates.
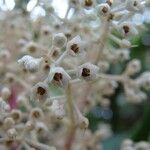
[53,33,67,48]
[48,67,71,87]
[32,82,49,102]
[96,3,110,18]
[50,100,65,119]
[77,63,99,80]
[66,35,84,56]
[125,0,144,12]
[7,128,18,140]
[18,55,43,72]
[119,22,138,37]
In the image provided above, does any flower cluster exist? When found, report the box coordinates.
[0,0,149,150]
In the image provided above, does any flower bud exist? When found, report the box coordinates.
[78,116,89,129]
[18,55,43,72]
[125,59,141,76]
[35,122,48,136]
[67,35,84,56]
[7,128,17,140]
[4,117,15,129]
[1,87,11,101]
[30,108,44,120]
[10,109,22,123]
[50,100,65,119]
[48,67,71,87]
[53,33,67,48]
[77,63,99,80]
[115,49,130,61]
[25,121,35,131]
[120,39,131,48]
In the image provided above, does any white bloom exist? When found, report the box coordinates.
[53,33,67,48]
[66,35,84,56]
[119,22,138,37]
[18,55,43,72]
[48,67,71,87]
[125,0,144,12]
[32,82,49,102]
[7,128,18,140]
[96,3,110,18]
[77,63,99,80]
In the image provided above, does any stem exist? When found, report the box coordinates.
[55,51,68,66]
[64,82,76,150]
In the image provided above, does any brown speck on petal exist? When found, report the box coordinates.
[85,0,93,7]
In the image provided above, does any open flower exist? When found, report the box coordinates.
[119,22,138,37]
[66,35,84,56]
[47,67,71,87]
[32,82,49,101]
[96,3,110,18]
[125,0,144,12]
[77,63,99,80]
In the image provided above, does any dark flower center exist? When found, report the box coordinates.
[82,68,90,77]
[123,25,130,34]
[70,44,79,53]
[37,86,46,95]
[53,73,63,81]
[102,7,108,14]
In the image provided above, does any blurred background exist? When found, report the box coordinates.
[0,0,150,149]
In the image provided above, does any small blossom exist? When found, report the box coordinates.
[10,109,22,123]
[119,22,138,37]
[48,67,71,87]
[4,117,15,129]
[77,63,99,80]
[125,0,144,12]
[0,97,10,113]
[125,59,141,76]
[53,33,67,48]
[1,87,11,101]
[96,3,111,18]
[30,108,44,120]
[7,128,17,140]
[66,35,84,56]
[32,82,49,101]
